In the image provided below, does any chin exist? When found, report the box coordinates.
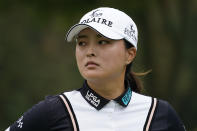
[82,72,106,81]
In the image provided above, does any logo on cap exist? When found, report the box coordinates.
[90,9,103,18]
[80,9,113,27]
[124,24,137,42]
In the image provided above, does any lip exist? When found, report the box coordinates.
[85,61,99,67]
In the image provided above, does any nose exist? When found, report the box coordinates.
[86,43,96,57]
[87,53,95,57]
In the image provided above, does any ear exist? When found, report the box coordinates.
[126,47,136,64]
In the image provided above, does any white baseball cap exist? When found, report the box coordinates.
[66,7,138,49]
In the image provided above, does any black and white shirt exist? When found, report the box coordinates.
[6,81,186,131]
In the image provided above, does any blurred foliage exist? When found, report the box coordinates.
[0,0,196,130]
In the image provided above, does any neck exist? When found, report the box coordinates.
[87,75,125,100]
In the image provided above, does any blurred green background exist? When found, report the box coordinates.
[0,0,196,130]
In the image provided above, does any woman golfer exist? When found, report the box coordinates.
[6,7,185,131]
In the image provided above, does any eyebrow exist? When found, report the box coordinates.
[76,34,104,39]
[76,35,88,39]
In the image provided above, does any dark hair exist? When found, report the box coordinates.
[124,40,150,93]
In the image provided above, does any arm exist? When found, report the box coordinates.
[6,95,74,131]
[6,98,50,131]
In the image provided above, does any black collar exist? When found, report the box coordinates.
[79,80,132,110]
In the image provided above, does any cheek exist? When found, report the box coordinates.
[75,48,84,71]
[102,48,126,71]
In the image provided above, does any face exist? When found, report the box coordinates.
[75,28,136,82]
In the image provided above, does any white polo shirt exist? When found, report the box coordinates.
[64,81,153,131]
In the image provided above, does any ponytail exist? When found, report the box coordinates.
[124,39,151,93]
[125,63,142,93]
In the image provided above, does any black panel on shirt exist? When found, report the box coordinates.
[150,99,186,131]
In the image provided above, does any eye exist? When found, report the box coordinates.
[98,40,110,45]
[77,41,86,46]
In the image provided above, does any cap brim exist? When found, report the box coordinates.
[66,23,123,42]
